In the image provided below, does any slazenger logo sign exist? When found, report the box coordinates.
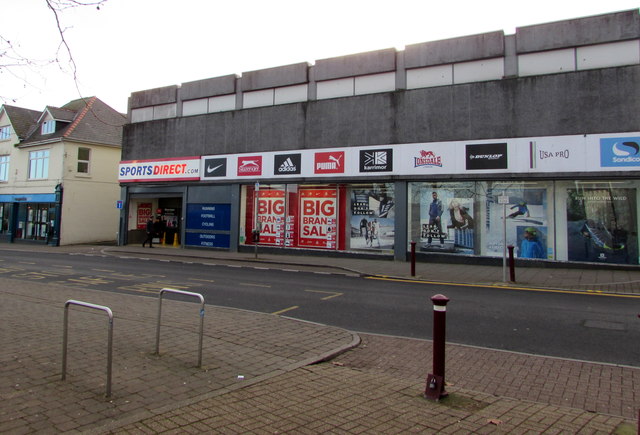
[414,150,442,168]
[237,156,262,176]
[314,151,344,174]
[466,143,508,170]
[274,153,301,175]
[600,137,640,167]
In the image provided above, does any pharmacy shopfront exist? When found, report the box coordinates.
[119,132,640,266]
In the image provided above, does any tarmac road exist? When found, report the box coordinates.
[1,247,638,366]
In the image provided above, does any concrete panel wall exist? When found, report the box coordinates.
[404,31,505,68]
[314,48,396,81]
[122,65,640,160]
[241,62,309,91]
[130,86,178,109]
[180,75,237,100]
[516,9,640,53]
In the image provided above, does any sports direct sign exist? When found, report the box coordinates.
[119,157,200,182]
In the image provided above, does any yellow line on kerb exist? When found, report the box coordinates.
[365,276,640,299]
[272,306,299,315]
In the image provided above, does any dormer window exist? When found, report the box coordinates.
[42,120,55,134]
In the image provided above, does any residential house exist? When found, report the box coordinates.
[0,97,125,245]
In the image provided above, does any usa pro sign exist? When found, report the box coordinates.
[119,157,200,182]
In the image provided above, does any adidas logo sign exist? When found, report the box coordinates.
[278,158,297,172]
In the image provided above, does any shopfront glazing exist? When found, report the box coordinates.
[240,182,395,253]
[408,179,639,265]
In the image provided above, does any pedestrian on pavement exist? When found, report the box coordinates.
[142,217,155,248]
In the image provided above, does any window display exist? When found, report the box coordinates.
[348,184,394,251]
[409,182,477,254]
[565,183,637,264]
[484,182,552,259]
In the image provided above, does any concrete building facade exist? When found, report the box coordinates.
[119,9,640,266]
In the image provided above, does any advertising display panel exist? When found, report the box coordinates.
[184,203,231,248]
[256,188,286,246]
[298,188,338,249]
[484,183,551,259]
[566,187,638,264]
[137,202,152,230]
[349,184,394,250]
[417,183,476,255]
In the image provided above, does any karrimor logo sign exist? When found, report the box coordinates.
[360,149,392,172]
[202,157,227,178]
[314,151,344,174]
[237,156,262,176]
[466,143,508,170]
[414,150,442,168]
[600,137,640,167]
[274,153,301,175]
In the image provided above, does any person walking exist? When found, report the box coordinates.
[142,217,155,248]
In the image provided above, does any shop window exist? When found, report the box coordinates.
[241,183,345,250]
[28,149,49,180]
[0,155,9,181]
[347,183,395,251]
[408,182,478,255]
[77,147,90,173]
[559,180,638,265]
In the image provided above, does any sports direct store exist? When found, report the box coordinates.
[119,133,640,265]
[118,10,640,266]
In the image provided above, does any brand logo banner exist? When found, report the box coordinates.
[237,156,263,176]
[314,151,345,174]
[466,143,508,170]
[274,153,301,175]
[202,157,227,178]
[360,149,393,172]
[600,137,640,167]
[413,150,442,168]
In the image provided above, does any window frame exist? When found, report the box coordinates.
[28,149,49,180]
[0,155,9,181]
[41,120,55,135]
[0,125,11,140]
[77,147,91,174]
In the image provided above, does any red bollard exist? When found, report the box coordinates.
[410,241,416,276]
[507,245,516,282]
[425,294,449,401]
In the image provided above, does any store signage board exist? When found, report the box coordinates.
[118,157,201,182]
[118,133,640,183]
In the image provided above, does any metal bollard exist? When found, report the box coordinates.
[410,241,416,277]
[425,294,449,401]
[507,245,515,282]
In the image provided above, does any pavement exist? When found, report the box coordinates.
[0,242,639,434]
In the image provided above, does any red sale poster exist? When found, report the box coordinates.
[298,189,338,249]
[137,203,152,229]
[256,189,286,245]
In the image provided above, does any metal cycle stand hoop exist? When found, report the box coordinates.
[61,300,114,398]
[155,288,205,368]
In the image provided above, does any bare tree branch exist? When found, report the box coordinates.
[1,0,108,105]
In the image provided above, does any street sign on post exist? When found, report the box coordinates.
[498,196,509,282]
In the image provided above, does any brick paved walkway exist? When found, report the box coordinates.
[1,244,639,433]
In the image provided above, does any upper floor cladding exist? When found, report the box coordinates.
[124,9,640,158]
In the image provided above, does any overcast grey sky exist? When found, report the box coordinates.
[2,0,638,113]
